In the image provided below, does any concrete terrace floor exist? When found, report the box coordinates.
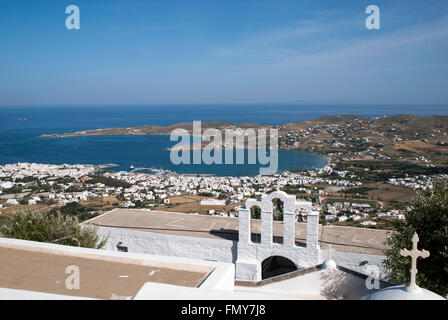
[86,209,389,255]
[234,273,327,300]
[0,246,211,300]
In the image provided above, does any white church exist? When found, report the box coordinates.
[0,189,445,300]
[79,189,445,300]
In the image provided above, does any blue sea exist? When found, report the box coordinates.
[0,104,447,176]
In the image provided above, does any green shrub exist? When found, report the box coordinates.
[49,202,96,222]
[383,179,448,297]
[0,210,107,249]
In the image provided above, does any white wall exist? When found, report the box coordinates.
[98,226,237,263]
[236,192,321,281]
[321,249,386,279]
[97,226,385,281]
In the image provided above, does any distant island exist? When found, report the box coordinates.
[40,121,268,138]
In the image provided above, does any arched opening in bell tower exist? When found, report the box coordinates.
[272,198,284,244]
[295,208,308,247]
[250,205,261,243]
[261,255,298,280]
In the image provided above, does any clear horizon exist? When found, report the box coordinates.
[2,103,448,108]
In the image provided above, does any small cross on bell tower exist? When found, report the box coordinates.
[400,232,430,289]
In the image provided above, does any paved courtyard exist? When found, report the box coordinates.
[0,246,211,299]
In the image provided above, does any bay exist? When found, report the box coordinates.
[0,104,446,176]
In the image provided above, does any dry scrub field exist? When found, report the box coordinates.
[157,195,242,214]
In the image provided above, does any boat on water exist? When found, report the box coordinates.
[129,165,135,170]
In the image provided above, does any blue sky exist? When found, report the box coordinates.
[1,0,448,106]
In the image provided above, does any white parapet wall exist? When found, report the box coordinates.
[92,190,386,282]
[96,224,385,281]
[97,226,237,263]
[321,249,386,279]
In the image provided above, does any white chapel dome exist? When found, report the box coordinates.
[368,232,446,300]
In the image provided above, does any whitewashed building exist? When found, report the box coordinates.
[90,190,386,283]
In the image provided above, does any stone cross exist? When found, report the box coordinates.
[400,232,430,289]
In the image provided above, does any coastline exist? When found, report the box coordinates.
[19,113,448,176]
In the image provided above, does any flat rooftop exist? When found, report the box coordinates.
[86,209,388,255]
[0,240,212,300]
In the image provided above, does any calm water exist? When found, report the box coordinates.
[0,104,447,176]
